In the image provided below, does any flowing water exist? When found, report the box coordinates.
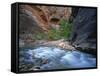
[19,46,96,71]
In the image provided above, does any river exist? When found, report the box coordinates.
[19,46,96,71]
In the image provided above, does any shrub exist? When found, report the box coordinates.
[33,19,72,40]
[47,28,61,40]
[59,19,72,39]
[47,19,72,40]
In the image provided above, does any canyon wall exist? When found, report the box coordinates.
[19,4,72,34]
[19,4,97,55]
[70,8,97,55]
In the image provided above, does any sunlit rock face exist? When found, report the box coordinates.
[19,47,96,71]
[19,5,72,33]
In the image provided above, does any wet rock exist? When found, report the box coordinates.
[70,8,97,55]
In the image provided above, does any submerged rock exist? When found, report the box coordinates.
[19,47,96,71]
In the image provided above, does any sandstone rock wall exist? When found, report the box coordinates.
[19,5,72,33]
[19,4,72,48]
[19,5,50,33]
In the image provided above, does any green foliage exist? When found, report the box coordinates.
[35,33,44,40]
[33,19,72,40]
[47,20,72,40]
[47,28,61,40]
[32,32,46,40]
[59,20,72,39]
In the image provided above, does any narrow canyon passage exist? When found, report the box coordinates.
[19,4,97,71]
